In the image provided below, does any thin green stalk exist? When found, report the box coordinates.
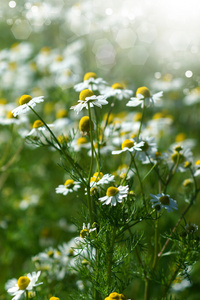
[30,106,87,185]
[137,103,145,143]
[152,213,159,270]
[101,96,116,143]
[107,227,116,288]
[159,263,181,300]
[132,156,146,208]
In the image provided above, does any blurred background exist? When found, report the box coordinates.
[1,0,200,299]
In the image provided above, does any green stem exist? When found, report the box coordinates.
[144,279,150,300]
[137,103,145,143]
[29,106,86,185]
[107,227,116,288]
[101,96,116,143]
[132,156,146,208]
[152,213,159,270]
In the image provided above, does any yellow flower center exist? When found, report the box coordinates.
[90,176,100,183]
[134,112,142,121]
[79,116,93,132]
[49,297,60,300]
[153,112,165,120]
[77,137,88,145]
[64,179,74,188]
[80,228,89,238]
[105,292,127,300]
[195,160,200,166]
[47,250,54,257]
[79,89,94,101]
[184,161,191,168]
[171,152,185,164]
[106,187,119,197]
[17,276,31,290]
[175,133,186,142]
[84,72,97,81]
[58,135,68,144]
[159,196,170,205]
[93,172,103,179]
[56,109,68,119]
[121,139,134,149]
[112,83,124,90]
[19,95,32,105]
[136,86,151,98]
[183,179,193,187]
[0,98,7,104]
[7,111,17,119]
[55,55,63,62]
[33,120,44,128]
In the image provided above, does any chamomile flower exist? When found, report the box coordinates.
[55,179,81,195]
[126,86,163,108]
[79,223,96,239]
[112,139,144,155]
[12,95,44,117]
[74,72,108,92]
[136,136,158,164]
[26,120,54,137]
[150,193,178,213]
[99,185,129,206]
[7,271,42,300]
[103,82,133,100]
[70,89,108,114]
[168,146,193,173]
[194,160,200,176]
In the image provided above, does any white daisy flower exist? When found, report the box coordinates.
[167,145,193,173]
[90,172,115,188]
[7,271,42,300]
[126,86,163,108]
[194,160,200,177]
[112,139,144,155]
[55,179,81,195]
[150,193,178,213]
[12,95,44,117]
[103,82,133,100]
[99,185,129,206]
[70,89,108,114]
[71,136,91,152]
[136,136,158,164]
[74,72,108,92]
[79,223,97,239]
[26,120,54,137]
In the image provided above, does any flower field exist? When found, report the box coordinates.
[1,1,200,299]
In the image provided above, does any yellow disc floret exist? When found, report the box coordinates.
[56,109,68,119]
[77,137,88,145]
[93,172,103,179]
[79,89,94,101]
[17,276,30,290]
[84,72,97,81]
[136,87,151,98]
[104,292,127,300]
[106,187,119,197]
[33,120,44,128]
[19,95,32,105]
[80,228,89,238]
[112,83,124,90]
[79,116,93,132]
[195,160,200,166]
[121,139,134,149]
[7,111,17,119]
[64,179,74,188]
[159,196,170,205]
[49,297,60,300]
